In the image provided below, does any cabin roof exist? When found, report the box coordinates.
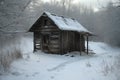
[29,11,93,35]
[44,12,92,34]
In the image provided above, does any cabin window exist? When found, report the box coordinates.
[44,20,47,25]
[44,19,51,26]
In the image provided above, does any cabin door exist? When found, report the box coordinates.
[42,34,50,52]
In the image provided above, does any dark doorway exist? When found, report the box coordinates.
[42,34,50,52]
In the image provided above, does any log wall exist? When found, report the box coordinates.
[33,15,86,54]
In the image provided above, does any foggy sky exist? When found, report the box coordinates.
[43,0,117,8]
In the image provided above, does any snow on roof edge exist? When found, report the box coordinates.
[44,11,93,35]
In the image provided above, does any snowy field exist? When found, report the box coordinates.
[0,37,120,80]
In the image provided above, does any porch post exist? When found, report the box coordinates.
[86,35,89,55]
[80,34,82,55]
[40,34,43,51]
[33,32,36,53]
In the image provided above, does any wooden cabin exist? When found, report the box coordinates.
[29,11,93,54]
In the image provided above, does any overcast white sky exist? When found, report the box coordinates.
[43,0,117,8]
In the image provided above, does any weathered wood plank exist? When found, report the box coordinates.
[50,44,59,47]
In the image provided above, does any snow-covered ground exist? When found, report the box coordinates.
[0,37,120,80]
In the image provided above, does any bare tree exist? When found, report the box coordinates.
[61,0,66,15]
[0,0,32,30]
[67,0,73,16]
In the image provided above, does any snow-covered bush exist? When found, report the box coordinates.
[0,33,22,73]
[101,60,114,76]
[114,55,120,80]
[101,54,120,79]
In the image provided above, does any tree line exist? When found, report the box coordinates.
[0,0,120,46]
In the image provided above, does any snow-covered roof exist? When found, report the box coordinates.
[44,11,92,34]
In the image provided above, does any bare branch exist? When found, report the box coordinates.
[1,0,32,29]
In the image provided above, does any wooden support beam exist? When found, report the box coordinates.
[33,33,36,53]
[59,31,62,54]
[86,35,89,55]
[40,34,43,51]
[59,31,63,54]
[80,34,82,55]
[66,31,69,53]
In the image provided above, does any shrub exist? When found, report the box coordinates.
[101,60,114,76]
[0,34,22,73]
[114,55,120,80]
